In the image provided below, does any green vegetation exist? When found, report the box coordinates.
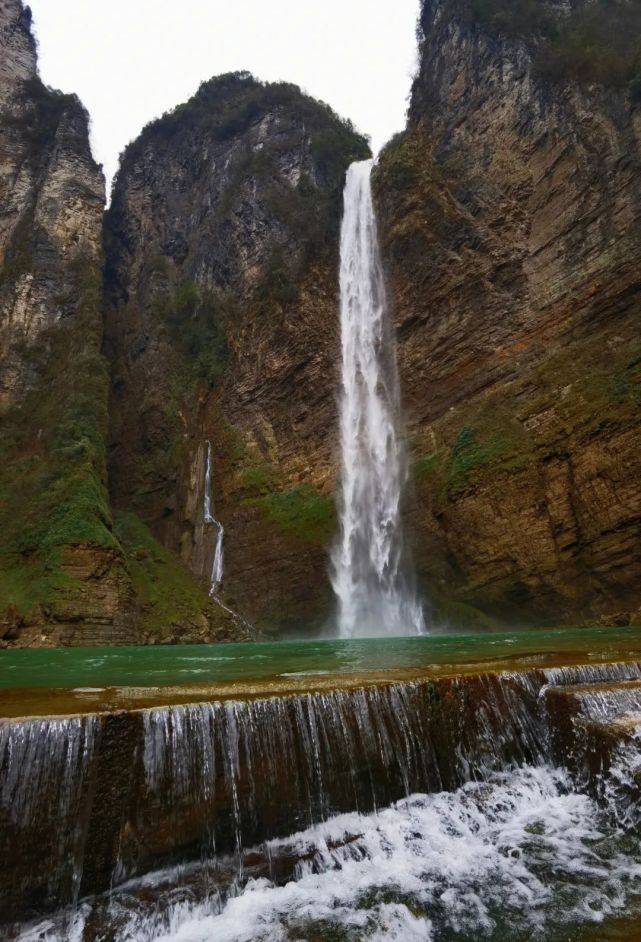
[252,484,336,545]
[223,422,335,545]
[447,425,512,493]
[253,245,301,310]
[0,255,115,615]
[115,72,369,321]
[412,420,520,498]
[156,280,232,388]
[410,336,641,519]
[456,0,641,93]
[114,512,212,635]
[236,462,278,496]
[372,128,461,274]
[120,72,369,179]
[4,77,77,163]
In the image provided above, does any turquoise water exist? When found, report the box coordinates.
[1,625,640,689]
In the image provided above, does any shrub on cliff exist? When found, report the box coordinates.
[452,0,641,93]
[155,281,232,388]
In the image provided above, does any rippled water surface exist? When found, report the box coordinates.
[2,625,641,691]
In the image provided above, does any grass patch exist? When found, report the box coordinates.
[114,512,211,635]
[252,485,336,545]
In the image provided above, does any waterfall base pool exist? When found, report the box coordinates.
[2,625,641,717]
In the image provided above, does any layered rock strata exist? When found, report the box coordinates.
[104,73,369,634]
[374,0,641,626]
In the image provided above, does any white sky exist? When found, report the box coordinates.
[27,0,420,192]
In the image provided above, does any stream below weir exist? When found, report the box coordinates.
[3,627,641,940]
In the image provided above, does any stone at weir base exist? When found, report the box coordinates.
[545,680,641,805]
[2,662,641,928]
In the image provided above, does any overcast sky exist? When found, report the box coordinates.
[28,0,420,192]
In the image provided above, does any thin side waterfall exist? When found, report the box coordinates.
[332,159,424,638]
[204,440,224,594]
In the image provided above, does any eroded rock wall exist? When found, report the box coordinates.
[374,0,641,626]
[0,1,239,646]
[0,0,137,644]
[104,74,369,634]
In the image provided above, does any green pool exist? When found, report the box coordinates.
[1,624,640,690]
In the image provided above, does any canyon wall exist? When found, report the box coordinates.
[2,0,640,642]
[104,73,369,635]
[0,2,248,644]
[374,0,641,627]
[0,0,137,644]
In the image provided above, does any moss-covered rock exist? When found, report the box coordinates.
[104,71,369,635]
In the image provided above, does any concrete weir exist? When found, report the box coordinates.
[2,659,641,928]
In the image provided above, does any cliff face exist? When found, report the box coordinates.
[0,0,136,644]
[104,73,369,635]
[3,0,638,644]
[0,2,242,646]
[374,0,641,626]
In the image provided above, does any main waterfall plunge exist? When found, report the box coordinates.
[332,160,424,637]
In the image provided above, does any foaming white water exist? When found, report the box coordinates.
[332,160,423,638]
[22,765,641,942]
[204,441,224,594]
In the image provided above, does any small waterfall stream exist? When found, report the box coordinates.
[201,442,253,633]
[203,441,224,594]
[332,160,423,638]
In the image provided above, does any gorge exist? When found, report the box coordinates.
[1,0,640,642]
[2,0,641,937]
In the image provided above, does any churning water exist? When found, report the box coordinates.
[332,160,423,638]
[15,764,641,941]
[9,660,641,941]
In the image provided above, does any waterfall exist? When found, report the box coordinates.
[332,159,424,638]
[8,659,641,940]
[204,441,224,593]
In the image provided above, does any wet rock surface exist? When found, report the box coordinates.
[373,0,641,628]
[3,658,641,927]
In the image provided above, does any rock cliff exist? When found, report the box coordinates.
[373,0,641,626]
[104,73,369,635]
[0,2,245,644]
[2,0,639,642]
[0,0,136,644]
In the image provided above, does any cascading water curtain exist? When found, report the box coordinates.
[331,160,424,638]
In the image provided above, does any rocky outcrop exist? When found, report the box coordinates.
[104,73,369,635]
[0,0,135,644]
[373,0,641,626]
[0,1,241,645]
